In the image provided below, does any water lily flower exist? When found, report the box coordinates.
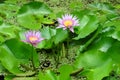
[57,14,79,32]
[23,31,44,46]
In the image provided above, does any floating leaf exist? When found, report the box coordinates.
[74,37,114,80]
[89,3,115,13]
[0,35,4,43]
[107,41,120,63]
[80,59,112,80]
[0,63,6,73]
[0,46,22,74]
[38,70,57,80]
[53,28,68,44]
[59,64,73,80]
[17,2,52,29]
[5,38,32,60]
[5,38,39,67]
[37,39,53,49]
[74,15,98,40]
[0,23,19,40]
[41,27,56,39]
[0,4,19,18]
[37,27,56,49]
[18,2,52,15]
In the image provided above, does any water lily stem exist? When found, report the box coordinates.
[31,45,35,70]
[70,67,84,76]
[56,67,84,76]
[20,64,33,71]
[61,43,66,58]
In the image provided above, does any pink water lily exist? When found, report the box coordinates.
[23,31,44,46]
[57,14,79,32]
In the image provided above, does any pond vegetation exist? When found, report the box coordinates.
[0,0,120,80]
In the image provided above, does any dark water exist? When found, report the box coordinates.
[0,75,4,80]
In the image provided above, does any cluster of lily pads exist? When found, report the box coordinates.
[0,1,120,80]
[24,14,79,46]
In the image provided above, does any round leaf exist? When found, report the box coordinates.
[53,28,68,44]
[17,2,52,29]
[74,15,98,40]
[0,46,22,74]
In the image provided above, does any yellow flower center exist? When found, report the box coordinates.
[29,36,38,42]
[64,20,73,27]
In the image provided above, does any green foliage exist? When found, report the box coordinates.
[0,23,20,43]
[0,0,120,80]
[41,27,56,40]
[58,65,73,80]
[107,41,120,63]
[0,45,22,74]
[81,59,112,80]
[74,37,114,80]
[17,1,52,30]
[53,28,68,44]
[5,38,32,60]
[0,38,39,75]
[38,70,57,80]
[12,77,38,80]
[38,28,68,49]
[74,14,98,39]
